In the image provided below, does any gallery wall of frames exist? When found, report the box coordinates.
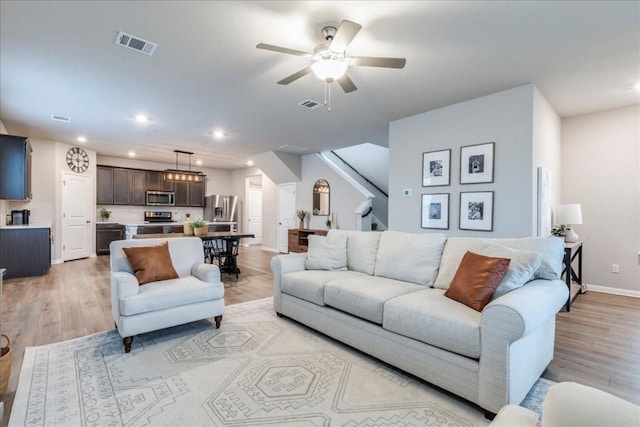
[421,142,496,231]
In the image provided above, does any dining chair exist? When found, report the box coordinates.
[208,238,240,279]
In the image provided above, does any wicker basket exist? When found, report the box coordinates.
[0,334,11,395]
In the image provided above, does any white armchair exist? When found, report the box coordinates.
[490,382,640,427]
[110,237,225,353]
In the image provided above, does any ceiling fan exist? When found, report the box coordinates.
[256,20,406,96]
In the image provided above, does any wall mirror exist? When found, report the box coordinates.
[313,179,330,215]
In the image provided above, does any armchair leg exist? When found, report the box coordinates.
[123,336,133,353]
[214,315,223,329]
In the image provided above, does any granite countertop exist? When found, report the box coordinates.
[0,224,51,229]
[121,221,237,227]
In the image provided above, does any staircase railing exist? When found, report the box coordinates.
[330,151,388,198]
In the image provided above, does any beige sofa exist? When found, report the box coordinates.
[271,230,568,416]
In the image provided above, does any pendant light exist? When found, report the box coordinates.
[163,150,205,183]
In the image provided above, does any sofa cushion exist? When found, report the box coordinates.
[383,289,481,359]
[346,231,382,275]
[374,231,446,286]
[489,237,564,280]
[119,276,224,316]
[305,232,348,271]
[434,238,546,291]
[324,276,424,324]
[444,251,510,311]
[281,270,365,306]
[122,242,179,285]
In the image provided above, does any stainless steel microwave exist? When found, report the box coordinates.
[146,190,175,206]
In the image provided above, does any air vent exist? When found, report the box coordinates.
[51,114,71,123]
[298,99,322,110]
[115,31,157,56]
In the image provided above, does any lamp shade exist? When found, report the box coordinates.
[311,59,348,82]
[557,203,583,225]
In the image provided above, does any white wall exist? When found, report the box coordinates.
[532,86,562,231]
[561,105,640,294]
[298,154,370,231]
[230,167,278,251]
[389,84,548,237]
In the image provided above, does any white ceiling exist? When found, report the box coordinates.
[1,1,638,170]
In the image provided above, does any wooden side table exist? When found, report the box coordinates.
[563,242,583,311]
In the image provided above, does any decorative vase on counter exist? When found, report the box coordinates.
[193,226,207,236]
[183,221,194,235]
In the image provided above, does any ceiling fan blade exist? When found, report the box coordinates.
[351,56,406,68]
[330,20,362,52]
[277,67,312,85]
[337,74,357,93]
[256,43,311,57]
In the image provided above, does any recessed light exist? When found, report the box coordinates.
[212,130,225,139]
[196,159,203,166]
[128,151,136,157]
[77,136,87,143]
[135,114,148,123]
[247,160,254,166]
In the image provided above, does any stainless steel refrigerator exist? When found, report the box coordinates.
[204,195,238,223]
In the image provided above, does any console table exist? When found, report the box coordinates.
[288,229,328,253]
[563,242,583,311]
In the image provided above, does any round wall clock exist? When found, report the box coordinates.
[66,147,90,173]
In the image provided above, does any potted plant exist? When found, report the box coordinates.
[191,219,208,236]
[296,209,308,229]
[99,208,111,222]
[183,213,193,235]
[325,218,332,229]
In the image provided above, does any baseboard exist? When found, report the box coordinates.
[52,259,63,265]
[586,283,640,298]
[260,246,281,253]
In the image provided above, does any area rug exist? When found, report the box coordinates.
[9,298,551,426]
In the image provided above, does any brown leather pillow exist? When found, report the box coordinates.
[444,251,511,312]
[122,242,179,285]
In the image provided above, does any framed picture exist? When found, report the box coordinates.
[421,193,449,229]
[422,149,451,186]
[459,191,494,231]
[460,142,494,184]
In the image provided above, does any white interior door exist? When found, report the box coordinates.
[62,172,93,261]
[247,187,263,245]
[278,182,296,253]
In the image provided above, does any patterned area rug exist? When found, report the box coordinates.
[9,298,551,426]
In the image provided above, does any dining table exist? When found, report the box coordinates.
[133,231,255,277]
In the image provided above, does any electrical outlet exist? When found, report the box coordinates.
[612,264,620,274]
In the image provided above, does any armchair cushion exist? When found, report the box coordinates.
[122,242,179,285]
[120,275,224,316]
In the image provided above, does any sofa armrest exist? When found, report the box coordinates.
[482,279,568,340]
[489,405,538,427]
[479,279,568,413]
[112,271,140,298]
[191,262,221,283]
[270,253,306,312]
[542,382,640,426]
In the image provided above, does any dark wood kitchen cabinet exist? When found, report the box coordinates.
[97,165,205,207]
[0,227,51,279]
[0,134,32,201]
[96,223,125,255]
[146,170,174,191]
[96,166,114,204]
[112,168,132,205]
[131,169,146,205]
[174,181,204,207]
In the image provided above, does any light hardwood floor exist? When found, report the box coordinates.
[1,246,639,425]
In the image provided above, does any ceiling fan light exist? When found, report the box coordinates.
[311,59,348,82]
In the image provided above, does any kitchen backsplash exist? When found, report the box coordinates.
[97,205,205,224]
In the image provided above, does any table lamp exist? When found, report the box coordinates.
[556,204,583,243]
